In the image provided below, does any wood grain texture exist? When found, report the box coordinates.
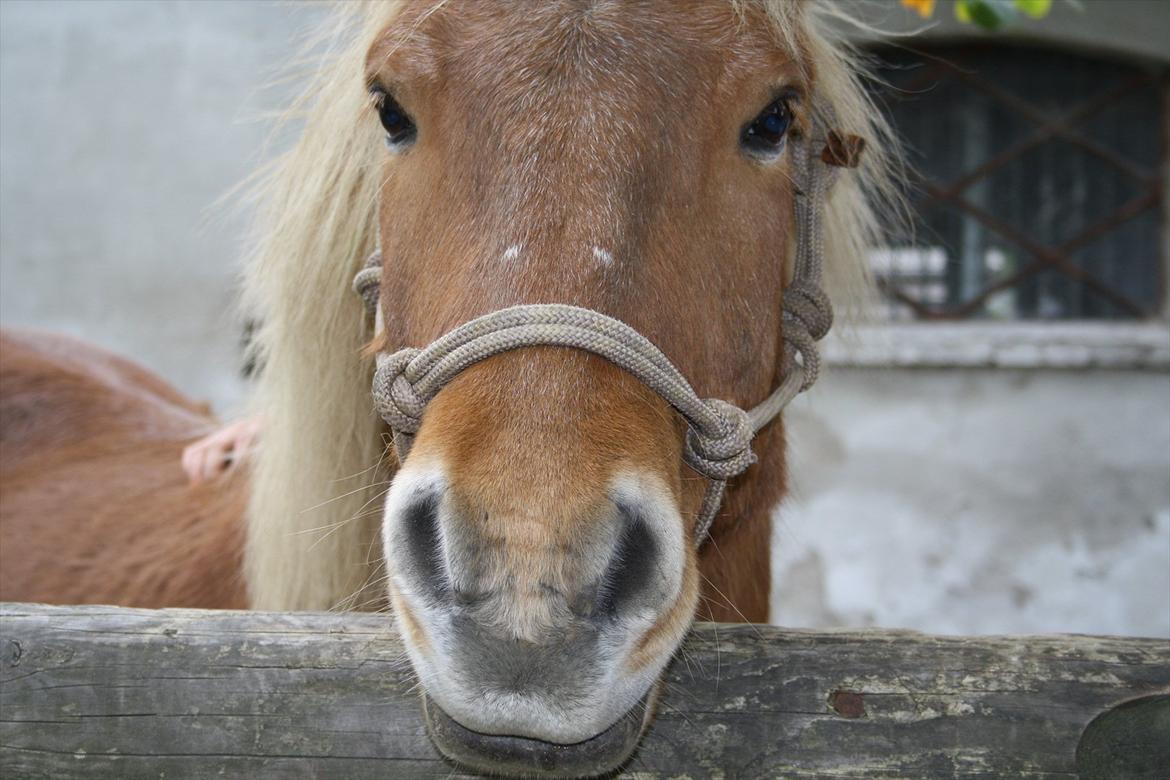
[1,603,1167,778]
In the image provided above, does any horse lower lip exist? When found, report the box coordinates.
[421,691,652,779]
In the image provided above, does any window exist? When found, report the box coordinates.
[871,43,1167,322]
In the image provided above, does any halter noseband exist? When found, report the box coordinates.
[354,102,863,544]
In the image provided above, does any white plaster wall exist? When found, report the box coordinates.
[0,0,323,415]
[774,368,1170,637]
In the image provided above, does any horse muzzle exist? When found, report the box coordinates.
[422,688,655,779]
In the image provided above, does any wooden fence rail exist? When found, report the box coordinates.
[1,603,1167,778]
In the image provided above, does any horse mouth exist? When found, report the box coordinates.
[422,687,658,779]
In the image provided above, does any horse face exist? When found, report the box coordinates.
[366,1,808,772]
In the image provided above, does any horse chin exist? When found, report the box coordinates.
[422,683,660,779]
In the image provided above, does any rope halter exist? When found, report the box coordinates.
[354,103,864,544]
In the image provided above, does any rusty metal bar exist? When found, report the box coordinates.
[934,74,1153,200]
[875,278,947,320]
[946,260,1048,320]
[872,48,1166,321]
[937,59,1157,186]
[1057,186,1161,257]
[923,183,1152,318]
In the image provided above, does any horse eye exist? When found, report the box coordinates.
[372,89,416,148]
[741,98,793,157]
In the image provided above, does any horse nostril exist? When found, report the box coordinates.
[400,494,449,601]
[594,506,657,619]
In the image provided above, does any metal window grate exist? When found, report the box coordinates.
[871,43,1167,321]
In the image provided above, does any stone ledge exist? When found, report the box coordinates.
[824,322,1170,369]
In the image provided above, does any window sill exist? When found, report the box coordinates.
[823,322,1170,370]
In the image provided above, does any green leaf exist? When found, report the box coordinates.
[1014,0,1053,18]
[960,0,1008,30]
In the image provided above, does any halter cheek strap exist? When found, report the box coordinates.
[354,105,863,544]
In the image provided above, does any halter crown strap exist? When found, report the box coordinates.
[354,102,862,544]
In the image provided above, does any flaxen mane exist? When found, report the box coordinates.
[241,0,901,611]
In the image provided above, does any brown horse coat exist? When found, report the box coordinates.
[0,330,247,608]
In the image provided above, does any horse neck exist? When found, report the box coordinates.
[696,415,786,623]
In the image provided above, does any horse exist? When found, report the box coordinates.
[0,330,247,608]
[0,1,900,774]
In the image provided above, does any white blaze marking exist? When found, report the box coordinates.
[502,244,522,265]
[592,246,614,267]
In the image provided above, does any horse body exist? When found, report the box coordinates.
[0,330,246,608]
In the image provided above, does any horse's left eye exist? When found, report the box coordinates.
[741,98,793,157]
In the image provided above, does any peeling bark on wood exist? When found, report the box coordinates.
[1,604,1167,778]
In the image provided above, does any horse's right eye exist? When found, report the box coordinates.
[372,89,416,148]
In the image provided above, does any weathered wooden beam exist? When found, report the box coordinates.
[1,603,1166,778]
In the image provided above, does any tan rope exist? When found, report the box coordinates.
[358,103,860,543]
[353,261,381,316]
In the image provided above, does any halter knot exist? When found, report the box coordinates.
[683,400,756,481]
[781,280,833,391]
[373,348,425,434]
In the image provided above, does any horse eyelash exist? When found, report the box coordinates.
[774,87,806,133]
